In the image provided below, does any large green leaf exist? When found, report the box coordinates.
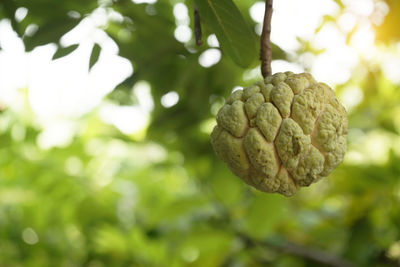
[194,0,257,68]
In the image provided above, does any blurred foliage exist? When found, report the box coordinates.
[375,0,400,43]
[0,0,400,266]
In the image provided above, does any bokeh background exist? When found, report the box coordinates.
[0,0,400,266]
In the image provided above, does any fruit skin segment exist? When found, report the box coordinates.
[210,72,348,196]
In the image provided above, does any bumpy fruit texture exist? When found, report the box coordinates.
[210,72,348,196]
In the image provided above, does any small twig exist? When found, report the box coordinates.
[194,6,203,46]
[238,232,355,267]
[260,0,273,78]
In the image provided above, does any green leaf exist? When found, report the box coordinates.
[89,43,101,71]
[194,0,257,68]
[52,44,79,60]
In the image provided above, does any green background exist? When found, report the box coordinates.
[0,0,400,266]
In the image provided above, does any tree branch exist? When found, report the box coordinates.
[200,171,355,267]
[238,232,355,267]
[260,0,273,78]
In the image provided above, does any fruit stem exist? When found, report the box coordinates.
[261,0,273,78]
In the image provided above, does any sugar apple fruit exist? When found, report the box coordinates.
[210,72,348,196]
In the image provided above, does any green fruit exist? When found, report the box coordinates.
[211,72,348,196]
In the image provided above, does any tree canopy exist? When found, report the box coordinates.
[0,0,400,266]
